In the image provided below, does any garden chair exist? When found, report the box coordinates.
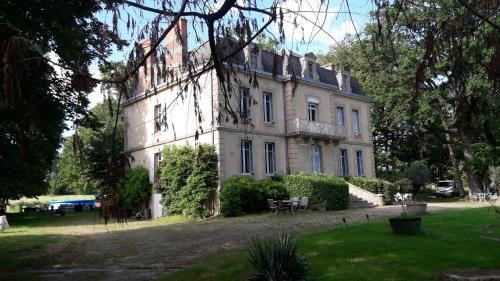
[299,197,309,212]
[0,215,9,232]
[394,193,404,205]
[276,200,290,214]
[267,199,278,214]
[291,197,300,214]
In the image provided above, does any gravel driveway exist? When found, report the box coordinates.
[32,202,485,281]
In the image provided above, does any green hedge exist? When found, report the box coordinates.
[345,176,398,205]
[220,176,289,217]
[283,174,349,211]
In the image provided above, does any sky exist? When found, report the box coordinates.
[67,0,374,138]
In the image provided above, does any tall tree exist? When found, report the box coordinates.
[320,0,499,194]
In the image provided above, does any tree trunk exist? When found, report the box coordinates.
[440,112,466,197]
[462,147,482,194]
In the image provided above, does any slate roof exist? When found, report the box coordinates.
[189,40,364,96]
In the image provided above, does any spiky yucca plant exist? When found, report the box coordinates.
[248,230,310,281]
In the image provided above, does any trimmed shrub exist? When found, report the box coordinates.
[257,179,289,200]
[220,176,255,217]
[220,176,289,217]
[345,176,397,205]
[283,174,349,211]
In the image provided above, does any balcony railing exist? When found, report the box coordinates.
[287,118,346,140]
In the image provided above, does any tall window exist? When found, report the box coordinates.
[352,109,361,135]
[156,65,162,85]
[308,102,318,122]
[154,104,162,133]
[263,92,274,123]
[336,106,345,127]
[340,149,349,176]
[154,152,163,181]
[356,150,365,176]
[311,144,321,173]
[240,140,253,174]
[239,87,251,119]
[265,142,277,175]
[307,61,314,79]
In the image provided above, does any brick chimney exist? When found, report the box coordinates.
[164,18,187,70]
[134,20,188,95]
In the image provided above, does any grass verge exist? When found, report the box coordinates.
[162,208,500,281]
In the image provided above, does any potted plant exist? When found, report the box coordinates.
[406,201,427,216]
[389,197,422,234]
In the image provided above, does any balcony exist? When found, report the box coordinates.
[287,118,346,140]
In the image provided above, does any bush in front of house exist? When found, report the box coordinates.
[220,176,289,217]
[345,176,398,205]
[283,174,349,211]
[121,167,151,209]
[157,144,218,218]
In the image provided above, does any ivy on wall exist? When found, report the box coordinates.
[156,144,218,218]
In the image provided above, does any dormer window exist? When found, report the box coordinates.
[342,74,348,89]
[250,51,258,69]
[307,61,314,79]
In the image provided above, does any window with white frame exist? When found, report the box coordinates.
[263,92,274,123]
[307,61,314,79]
[356,150,365,176]
[154,104,162,133]
[239,87,251,119]
[352,109,361,135]
[240,140,253,174]
[311,144,321,173]
[340,149,349,176]
[154,152,163,181]
[308,102,318,122]
[336,106,345,127]
[265,142,277,175]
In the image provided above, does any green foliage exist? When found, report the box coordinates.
[257,179,289,201]
[344,176,398,205]
[220,176,256,217]
[255,33,278,53]
[220,176,289,217]
[121,167,151,208]
[283,174,349,211]
[49,137,97,195]
[248,231,310,281]
[158,144,218,218]
[406,161,431,191]
[0,0,125,204]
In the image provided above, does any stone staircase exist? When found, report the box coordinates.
[347,182,384,209]
[349,194,376,209]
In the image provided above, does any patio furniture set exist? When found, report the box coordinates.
[470,193,498,202]
[267,197,309,214]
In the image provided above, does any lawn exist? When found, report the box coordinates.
[0,211,190,281]
[162,208,500,281]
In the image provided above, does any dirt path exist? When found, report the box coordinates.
[33,202,484,281]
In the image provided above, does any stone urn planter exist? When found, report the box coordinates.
[406,202,427,216]
[389,217,422,234]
